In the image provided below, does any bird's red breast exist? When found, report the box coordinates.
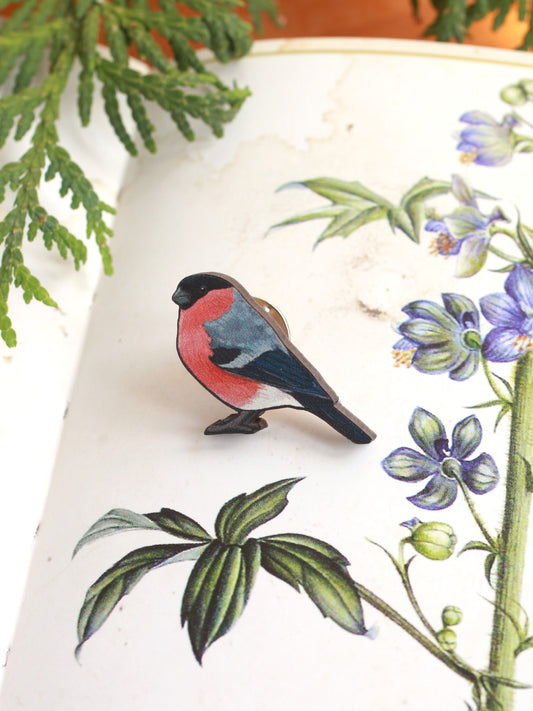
[177,287,261,408]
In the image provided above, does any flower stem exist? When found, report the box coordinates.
[487,352,533,710]
[456,476,498,551]
[351,580,478,684]
[488,243,520,263]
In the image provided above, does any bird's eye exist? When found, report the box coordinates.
[199,285,207,294]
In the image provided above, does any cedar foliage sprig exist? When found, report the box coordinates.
[0,0,279,347]
[414,0,533,48]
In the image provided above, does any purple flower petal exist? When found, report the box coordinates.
[412,345,461,373]
[451,415,482,459]
[461,453,499,493]
[407,473,458,510]
[480,292,525,328]
[382,447,439,482]
[456,140,477,153]
[482,327,525,362]
[401,300,456,329]
[393,336,415,351]
[425,219,448,233]
[449,351,479,381]
[459,111,498,126]
[473,150,513,168]
[408,408,447,461]
[446,207,487,238]
[399,318,452,346]
[505,264,533,311]
[441,294,480,330]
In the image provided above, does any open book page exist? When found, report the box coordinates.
[0,63,136,661]
[2,38,533,710]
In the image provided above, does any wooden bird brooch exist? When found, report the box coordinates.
[172,272,376,444]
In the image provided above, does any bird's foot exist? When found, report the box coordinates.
[204,410,267,435]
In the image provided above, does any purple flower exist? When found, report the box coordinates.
[425,175,507,277]
[393,293,482,381]
[457,111,518,167]
[382,408,499,510]
[480,263,533,362]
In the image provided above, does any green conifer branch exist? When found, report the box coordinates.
[0,0,278,347]
[416,0,533,50]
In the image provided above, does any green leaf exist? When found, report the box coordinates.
[214,478,303,544]
[76,543,204,657]
[315,205,388,245]
[386,207,418,243]
[73,507,212,557]
[485,552,498,588]
[100,79,138,156]
[495,403,512,431]
[145,508,212,541]
[259,536,366,635]
[458,540,493,555]
[515,635,533,657]
[467,399,505,410]
[246,0,282,33]
[516,219,533,264]
[73,509,162,556]
[126,91,156,152]
[422,0,469,42]
[400,177,452,205]
[181,539,260,662]
[293,177,391,206]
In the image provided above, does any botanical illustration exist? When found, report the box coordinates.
[74,76,533,711]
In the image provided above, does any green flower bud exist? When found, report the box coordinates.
[500,84,528,106]
[437,627,457,652]
[407,521,457,561]
[442,605,463,627]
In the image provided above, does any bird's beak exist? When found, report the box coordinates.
[172,287,192,308]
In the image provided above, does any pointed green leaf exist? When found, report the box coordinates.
[74,507,212,557]
[403,198,426,242]
[214,494,247,541]
[458,540,493,555]
[76,543,203,657]
[145,508,212,541]
[297,177,391,207]
[181,541,222,626]
[400,177,453,207]
[315,205,387,243]
[259,538,366,635]
[260,533,350,566]
[515,635,533,657]
[485,552,498,588]
[181,540,260,662]
[73,509,161,556]
[520,456,533,493]
[269,205,346,230]
[216,478,303,545]
[387,207,418,242]
[467,399,505,410]
[495,404,512,431]
[492,372,514,399]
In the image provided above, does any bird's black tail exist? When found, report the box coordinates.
[302,399,376,444]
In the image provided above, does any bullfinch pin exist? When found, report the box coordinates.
[172,272,376,444]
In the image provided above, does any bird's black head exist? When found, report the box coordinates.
[172,272,233,309]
